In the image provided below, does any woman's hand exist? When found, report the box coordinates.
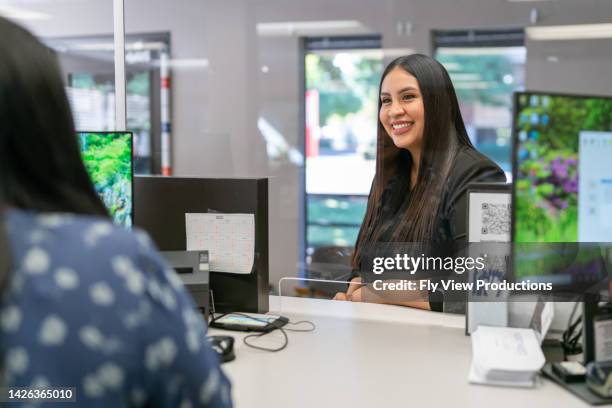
[332,292,348,301]
[333,277,362,301]
[348,286,363,301]
[346,277,362,296]
[332,277,430,310]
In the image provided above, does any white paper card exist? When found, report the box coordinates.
[595,319,612,362]
[468,192,511,242]
[186,213,255,274]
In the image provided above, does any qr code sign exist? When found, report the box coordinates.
[481,203,510,235]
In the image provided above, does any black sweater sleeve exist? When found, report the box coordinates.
[443,148,506,242]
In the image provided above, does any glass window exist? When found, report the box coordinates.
[45,33,169,175]
[434,29,526,178]
[304,37,383,259]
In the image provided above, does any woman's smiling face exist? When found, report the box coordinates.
[379,67,425,152]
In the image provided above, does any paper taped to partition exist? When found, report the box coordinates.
[186,213,255,274]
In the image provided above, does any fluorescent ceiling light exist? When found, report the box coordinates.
[527,23,612,40]
[436,46,526,56]
[49,41,166,55]
[161,59,209,69]
[70,43,114,52]
[147,58,210,69]
[61,41,166,52]
[0,5,50,20]
[130,41,167,51]
[311,48,415,59]
[257,20,369,37]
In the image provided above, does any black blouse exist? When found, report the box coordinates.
[378,145,506,243]
[358,146,506,312]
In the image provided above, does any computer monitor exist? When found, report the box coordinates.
[77,131,133,228]
[511,91,611,293]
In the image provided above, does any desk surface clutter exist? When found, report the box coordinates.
[209,296,590,408]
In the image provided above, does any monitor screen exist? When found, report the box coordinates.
[513,92,612,242]
[512,92,612,291]
[78,132,133,228]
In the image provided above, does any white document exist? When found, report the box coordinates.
[578,131,612,241]
[530,300,554,344]
[468,192,511,242]
[185,213,255,274]
[595,319,612,362]
[469,326,545,388]
[466,191,511,334]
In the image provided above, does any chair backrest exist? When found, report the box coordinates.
[310,246,353,265]
[306,246,354,297]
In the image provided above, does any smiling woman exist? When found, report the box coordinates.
[333,54,506,312]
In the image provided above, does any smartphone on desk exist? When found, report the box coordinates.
[210,313,288,333]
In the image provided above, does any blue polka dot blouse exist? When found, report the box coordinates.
[1,210,232,407]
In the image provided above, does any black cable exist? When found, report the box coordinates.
[209,312,316,352]
[562,302,583,357]
[567,301,579,330]
[243,328,289,352]
[284,320,316,332]
[563,303,579,342]
[229,312,289,352]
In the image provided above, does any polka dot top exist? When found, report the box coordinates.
[1,210,232,407]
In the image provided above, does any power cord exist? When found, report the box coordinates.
[210,312,316,353]
[244,326,289,352]
[284,320,316,332]
[562,302,583,358]
[243,319,316,352]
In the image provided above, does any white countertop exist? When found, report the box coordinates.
[210,296,588,408]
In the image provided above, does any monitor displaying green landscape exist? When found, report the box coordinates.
[78,132,133,228]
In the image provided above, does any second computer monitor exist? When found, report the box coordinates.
[511,91,612,292]
[512,92,612,243]
[78,131,133,228]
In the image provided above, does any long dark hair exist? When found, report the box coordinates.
[351,54,474,268]
[0,17,109,289]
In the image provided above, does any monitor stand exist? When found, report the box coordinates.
[583,294,601,365]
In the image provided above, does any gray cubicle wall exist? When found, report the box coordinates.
[134,176,269,313]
